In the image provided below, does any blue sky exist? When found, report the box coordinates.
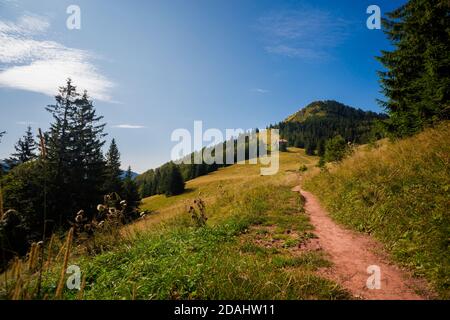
[0,0,405,172]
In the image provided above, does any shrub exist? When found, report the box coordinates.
[323,135,350,162]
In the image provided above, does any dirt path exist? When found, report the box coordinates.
[292,185,428,300]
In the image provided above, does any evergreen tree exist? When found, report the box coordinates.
[71,91,107,215]
[45,79,78,224]
[122,166,141,220]
[165,163,185,196]
[324,135,348,162]
[153,168,162,194]
[1,80,112,266]
[157,162,185,196]
[195,163,207,177]
[377,0,450,136]
[7,126,37,168]
[104,139,122,194]
[2,161,47,239]
[305,142,315,156]
[45,79,107,224]
[317,140,326,157]
[143,169,155,196]
[294,136,303,148]
[317,156,326,168]
[0,131,6,177]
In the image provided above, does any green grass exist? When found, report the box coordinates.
[21,148,348,300]
[304,122,450,298]
[43,184,347,300]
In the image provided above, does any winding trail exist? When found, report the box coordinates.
[292,185,428,300]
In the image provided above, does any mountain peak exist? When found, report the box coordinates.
[284,100,382,123]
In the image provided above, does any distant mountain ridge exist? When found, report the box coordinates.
[120,169,139,180]
[0,160,9,173]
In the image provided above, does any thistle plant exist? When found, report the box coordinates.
[187,198,208,227]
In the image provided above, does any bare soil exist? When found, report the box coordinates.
[292,185,431,300]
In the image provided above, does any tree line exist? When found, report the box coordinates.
[135,131,271,198]
[0,79,141,266]
[270,100,387,157]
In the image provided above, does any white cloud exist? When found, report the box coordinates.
[0,14,114,101]
[0,14,50,35]
[265,45,327,60]
[16,121,38,125]
[252,88,269,94]
[0,58,114,101]
[257,8,351,60]
[112,124,147,129]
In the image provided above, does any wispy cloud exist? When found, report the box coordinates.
[252,88,269,94]
[0,14,114,101]
[257,7,351,60]
[16,121,38,125]
[112,124,147,129]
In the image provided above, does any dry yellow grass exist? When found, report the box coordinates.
[2,147,351,300]
[55,227,74,299]
[124,148,317,235]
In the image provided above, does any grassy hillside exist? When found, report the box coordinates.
[1,149,350,300]
[130,150,315,232]
[304,122,450,298]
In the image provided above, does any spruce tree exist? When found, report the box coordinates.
[122,166,141,220]
[71,91,107,215]
[188,163,196,180]
[324,135,348,162]
[317,140,326,157]
[45,79,78,224]
[137,169,155,197]
[104,138,123,195]
[377,0,450,136]
[165,163,185,196]
[46,79,107,224]
[294,136,303,148]
[153,168,161,194]
[305,142,315,156]
[7,126,37,168]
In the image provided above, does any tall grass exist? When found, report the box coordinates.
[304,122,450,298]
[3,181,347,300]
[0,212,130,299]
[67,183,347,300]
[1,148,348,300]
